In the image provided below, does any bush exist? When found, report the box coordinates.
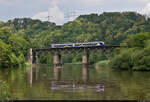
[96,60,110,67]
[110,48,134,70]
[110,33,150,71]
[0,40,12,68]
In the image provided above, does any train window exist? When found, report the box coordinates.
[67,44,73,47]
[54,44,65,48]
[75,44,82,46]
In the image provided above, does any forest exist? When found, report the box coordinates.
[0,11,150,70]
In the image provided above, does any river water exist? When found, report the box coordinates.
[0,64,150,100]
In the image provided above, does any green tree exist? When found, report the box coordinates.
[8,34,29,56]
[0,40,12,68]
[110,32,150,71]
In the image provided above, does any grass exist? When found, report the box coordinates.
[96,60,110,67]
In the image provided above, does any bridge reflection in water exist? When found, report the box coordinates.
[28,64,39,87]
[27,64,104,93]
[82,64,89,82]
[53,64,89,82]
[53,64,62,81]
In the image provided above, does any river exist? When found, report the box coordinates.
[0,64,150,100]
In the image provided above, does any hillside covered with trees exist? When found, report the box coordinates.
[0,11,150,70]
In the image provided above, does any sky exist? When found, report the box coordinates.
[0,0,150,25]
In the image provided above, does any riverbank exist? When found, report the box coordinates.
[96,60,110,68]
[25,62,32,67]
[96,59,150,71]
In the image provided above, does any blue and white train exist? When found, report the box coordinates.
[50,41,104,48]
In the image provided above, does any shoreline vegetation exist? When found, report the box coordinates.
[25,62,32,67]
[96,33,150,71]
[109,33,150,71]
[96,60,110,68]
[1,11,150,100]
[0,12,150,71]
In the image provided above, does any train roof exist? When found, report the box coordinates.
[49,41,104,45]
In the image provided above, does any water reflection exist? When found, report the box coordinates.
[53,65,62,81]
[29,67,32,87]
[27,64,105,93]
[53,64,90,82]
[49,64,104,93]
[8,64,150,100]
[28,65,39,87]
[82,64,89,82]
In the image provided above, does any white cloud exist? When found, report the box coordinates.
[32,3,65,25]
[31,0,150,25]
[136,0,149,3]
[140,2,150,16]
[1,0,150,22]
[32,12,48,21]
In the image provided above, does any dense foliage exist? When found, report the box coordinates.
[1,11,150,68]
[33,12,150,47]
[110,32,150,71]
[2,11,150,100]
[0,28,29,68]
[30,12,150,64]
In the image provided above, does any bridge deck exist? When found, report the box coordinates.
[33,46,122,52]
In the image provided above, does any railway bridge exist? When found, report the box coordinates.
[27,46,121,66]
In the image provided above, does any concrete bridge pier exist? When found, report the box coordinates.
[28,48,33,64]
[53,53,62,66]
[82,51,89,65]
